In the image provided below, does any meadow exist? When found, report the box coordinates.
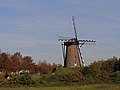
[0,84,120,90]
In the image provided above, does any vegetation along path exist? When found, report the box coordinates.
[0,84,120,90]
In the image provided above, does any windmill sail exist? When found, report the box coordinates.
[72,16,78,40]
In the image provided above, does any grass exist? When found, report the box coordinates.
[0,84,120,90]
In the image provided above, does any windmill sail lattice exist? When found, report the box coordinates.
[59,16,95,67]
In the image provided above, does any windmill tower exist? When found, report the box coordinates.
[59,16,95,68]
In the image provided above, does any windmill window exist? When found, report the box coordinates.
[74,56,76,61]
[69,48,71,52]
[69,63,71,66]
[74,56,76,59]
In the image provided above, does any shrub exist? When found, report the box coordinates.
[19,73,33,85]
[110,71,120,83]
[8,74,19,84]
[54,68,83,82]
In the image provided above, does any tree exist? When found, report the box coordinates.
[114,59,120,71]
[0,52,11,71]
[9,52,21,72]
[82,66,90,76]
[101,56,118,73]
[37,61,52,74]
[89,61,101,78]
[20,56,35,73]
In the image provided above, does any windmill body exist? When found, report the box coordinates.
[59,16,95,68]
[64,38,81,67]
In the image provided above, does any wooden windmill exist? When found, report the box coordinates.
[59,16,95,68]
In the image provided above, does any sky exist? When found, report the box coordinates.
[0,0,120,65]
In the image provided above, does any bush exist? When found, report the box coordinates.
[8,74,19,84]
[19,73,33,85]
[110,71,120,83]
[54,68,83,82]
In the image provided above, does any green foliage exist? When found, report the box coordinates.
[55,67,81,75]
[114,59,120,71]
[8,74,19,84]
[54,68,83,82]
[110,71,120,83]
[19,73,33,85]
[0,73,6,85]
[82,66,90,75]
[89,61,101,78]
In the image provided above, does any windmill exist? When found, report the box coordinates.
[59,16,95,68]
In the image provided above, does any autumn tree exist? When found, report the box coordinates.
[37,61,53,74]
[0,52,11,71]
[9,52,21,72]
[0,51,36,73]
[20,56,36,73]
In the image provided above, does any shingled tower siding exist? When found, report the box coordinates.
[65,45,81,67]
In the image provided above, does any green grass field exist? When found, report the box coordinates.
[0,84,120,90]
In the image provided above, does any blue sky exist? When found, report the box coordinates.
[0,0,120,65]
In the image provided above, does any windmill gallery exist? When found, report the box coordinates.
[59,16,96,68]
